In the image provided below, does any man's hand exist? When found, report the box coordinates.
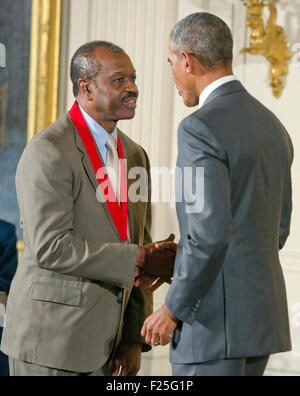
[136,234,177,279]
[134,234,177,292]
[112,344,142,376]
[141,304,179,347]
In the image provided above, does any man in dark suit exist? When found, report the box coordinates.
[0,220,18,376]
[137,13,293,376]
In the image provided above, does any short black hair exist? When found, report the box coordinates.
[70,41,125,97]
[170,13,233,70]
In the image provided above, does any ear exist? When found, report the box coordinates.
[182,52,194,74]
[78,79,93,100]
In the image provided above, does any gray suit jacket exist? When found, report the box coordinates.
[166,81,293,364]
[1,113,153,373]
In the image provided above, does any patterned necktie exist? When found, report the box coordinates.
[106,135,120,202]
[106,135,131,243]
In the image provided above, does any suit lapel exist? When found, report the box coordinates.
[70,114,124,241]
[70,114,138,244]
[118,131,137,244]
[72,116,100,192]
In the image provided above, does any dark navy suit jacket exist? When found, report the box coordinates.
[0,220,18,372]
[0,220,17,293]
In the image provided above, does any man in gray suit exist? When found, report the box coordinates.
[1,41,176,376]
[138,13,293,376]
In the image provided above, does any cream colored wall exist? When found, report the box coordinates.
[63,0,300,376]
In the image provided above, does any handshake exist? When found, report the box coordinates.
[135,234,177,292]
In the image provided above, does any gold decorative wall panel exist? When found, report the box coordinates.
[27,0,62,142]
[18,0,62,258]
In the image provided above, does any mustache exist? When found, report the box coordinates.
[122,92,138,101]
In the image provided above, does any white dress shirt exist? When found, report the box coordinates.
[199,75,237,109]
[78,104,118,166]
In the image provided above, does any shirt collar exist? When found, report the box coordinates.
[78,104,118,149]
[199,75,237,109]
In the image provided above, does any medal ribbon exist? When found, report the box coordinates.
[69,101,128,241]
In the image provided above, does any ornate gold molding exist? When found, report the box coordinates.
[27,0,62,142]
[18,0,62,258]
[241,0,291,98]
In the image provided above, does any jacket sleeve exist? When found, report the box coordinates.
[121,148,153,351]
[16,137,138,291]
[165,115,232,325]
[0,221,18,293]
[279,136,294,250]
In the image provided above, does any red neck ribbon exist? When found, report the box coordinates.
[69,101,128,241]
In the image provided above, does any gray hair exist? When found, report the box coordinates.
[70,41,125,97]
[170,13,233,70]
